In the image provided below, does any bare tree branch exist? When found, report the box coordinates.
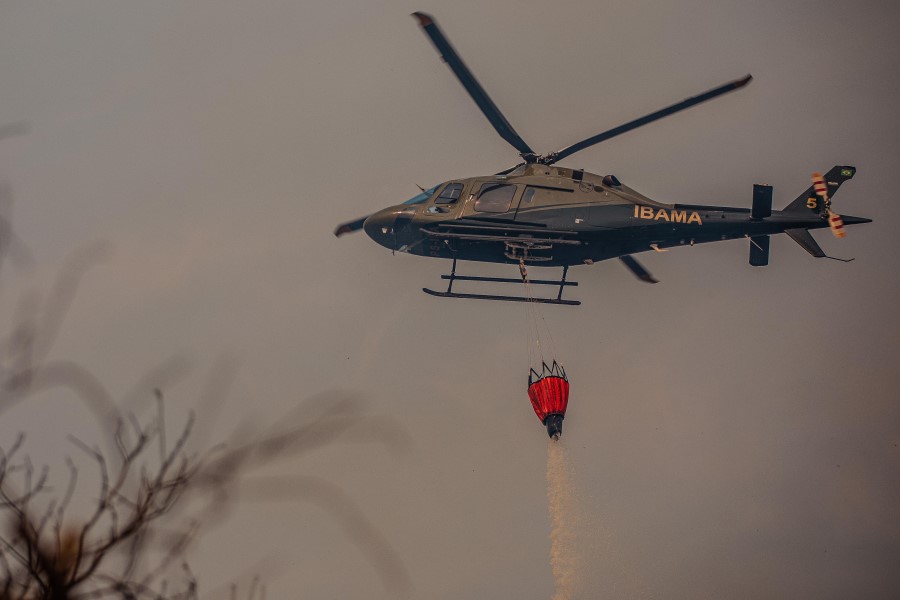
[0,209,409,599]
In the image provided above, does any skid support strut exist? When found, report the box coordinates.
[557,266,569,302]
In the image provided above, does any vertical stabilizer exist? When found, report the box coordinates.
[783,166,855,214]
[752,184,772,219]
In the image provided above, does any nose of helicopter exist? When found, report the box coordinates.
[363,209,397,249]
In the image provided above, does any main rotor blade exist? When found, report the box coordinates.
[618,255,658,284]
[334,215,369,237]
[413,12,535,157]
[546,74,752,165]
[495,163,525,176]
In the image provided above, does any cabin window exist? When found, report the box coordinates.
[521,187,536,205]
[435,183,464,204]
[474,183,516,213]
[519,186,563,208]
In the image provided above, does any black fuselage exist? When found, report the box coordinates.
[361,165,869,268]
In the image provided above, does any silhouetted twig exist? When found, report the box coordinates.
[0,205,409,599]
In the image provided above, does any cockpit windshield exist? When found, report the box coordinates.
[403,184,440,205]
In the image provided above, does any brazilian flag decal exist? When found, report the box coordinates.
[841,167,855,177]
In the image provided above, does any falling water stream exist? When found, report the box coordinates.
[546,439,579,599]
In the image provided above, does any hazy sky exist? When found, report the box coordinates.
[1,0,899,598]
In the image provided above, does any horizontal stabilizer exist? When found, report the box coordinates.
[785,228,826,258]
[749,235,770,266]
[619,255,658,283]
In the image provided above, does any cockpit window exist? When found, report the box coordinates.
[403,184,440,205]
[474,183,516,213]
[435,183,464,205]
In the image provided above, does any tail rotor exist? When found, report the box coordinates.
[812,172,846,238]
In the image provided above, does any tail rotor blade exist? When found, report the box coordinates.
[812,172,847,238]
[828,212,846,238]
[812,172,829,204]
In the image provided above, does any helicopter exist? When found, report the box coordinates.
[335,12,872,306]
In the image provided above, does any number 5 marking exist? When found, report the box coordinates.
[807,197,818,209]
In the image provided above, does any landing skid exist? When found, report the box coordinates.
[422,259,581,306]
[422,288,581,306]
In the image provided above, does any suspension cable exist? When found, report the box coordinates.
[521,258,559,371]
